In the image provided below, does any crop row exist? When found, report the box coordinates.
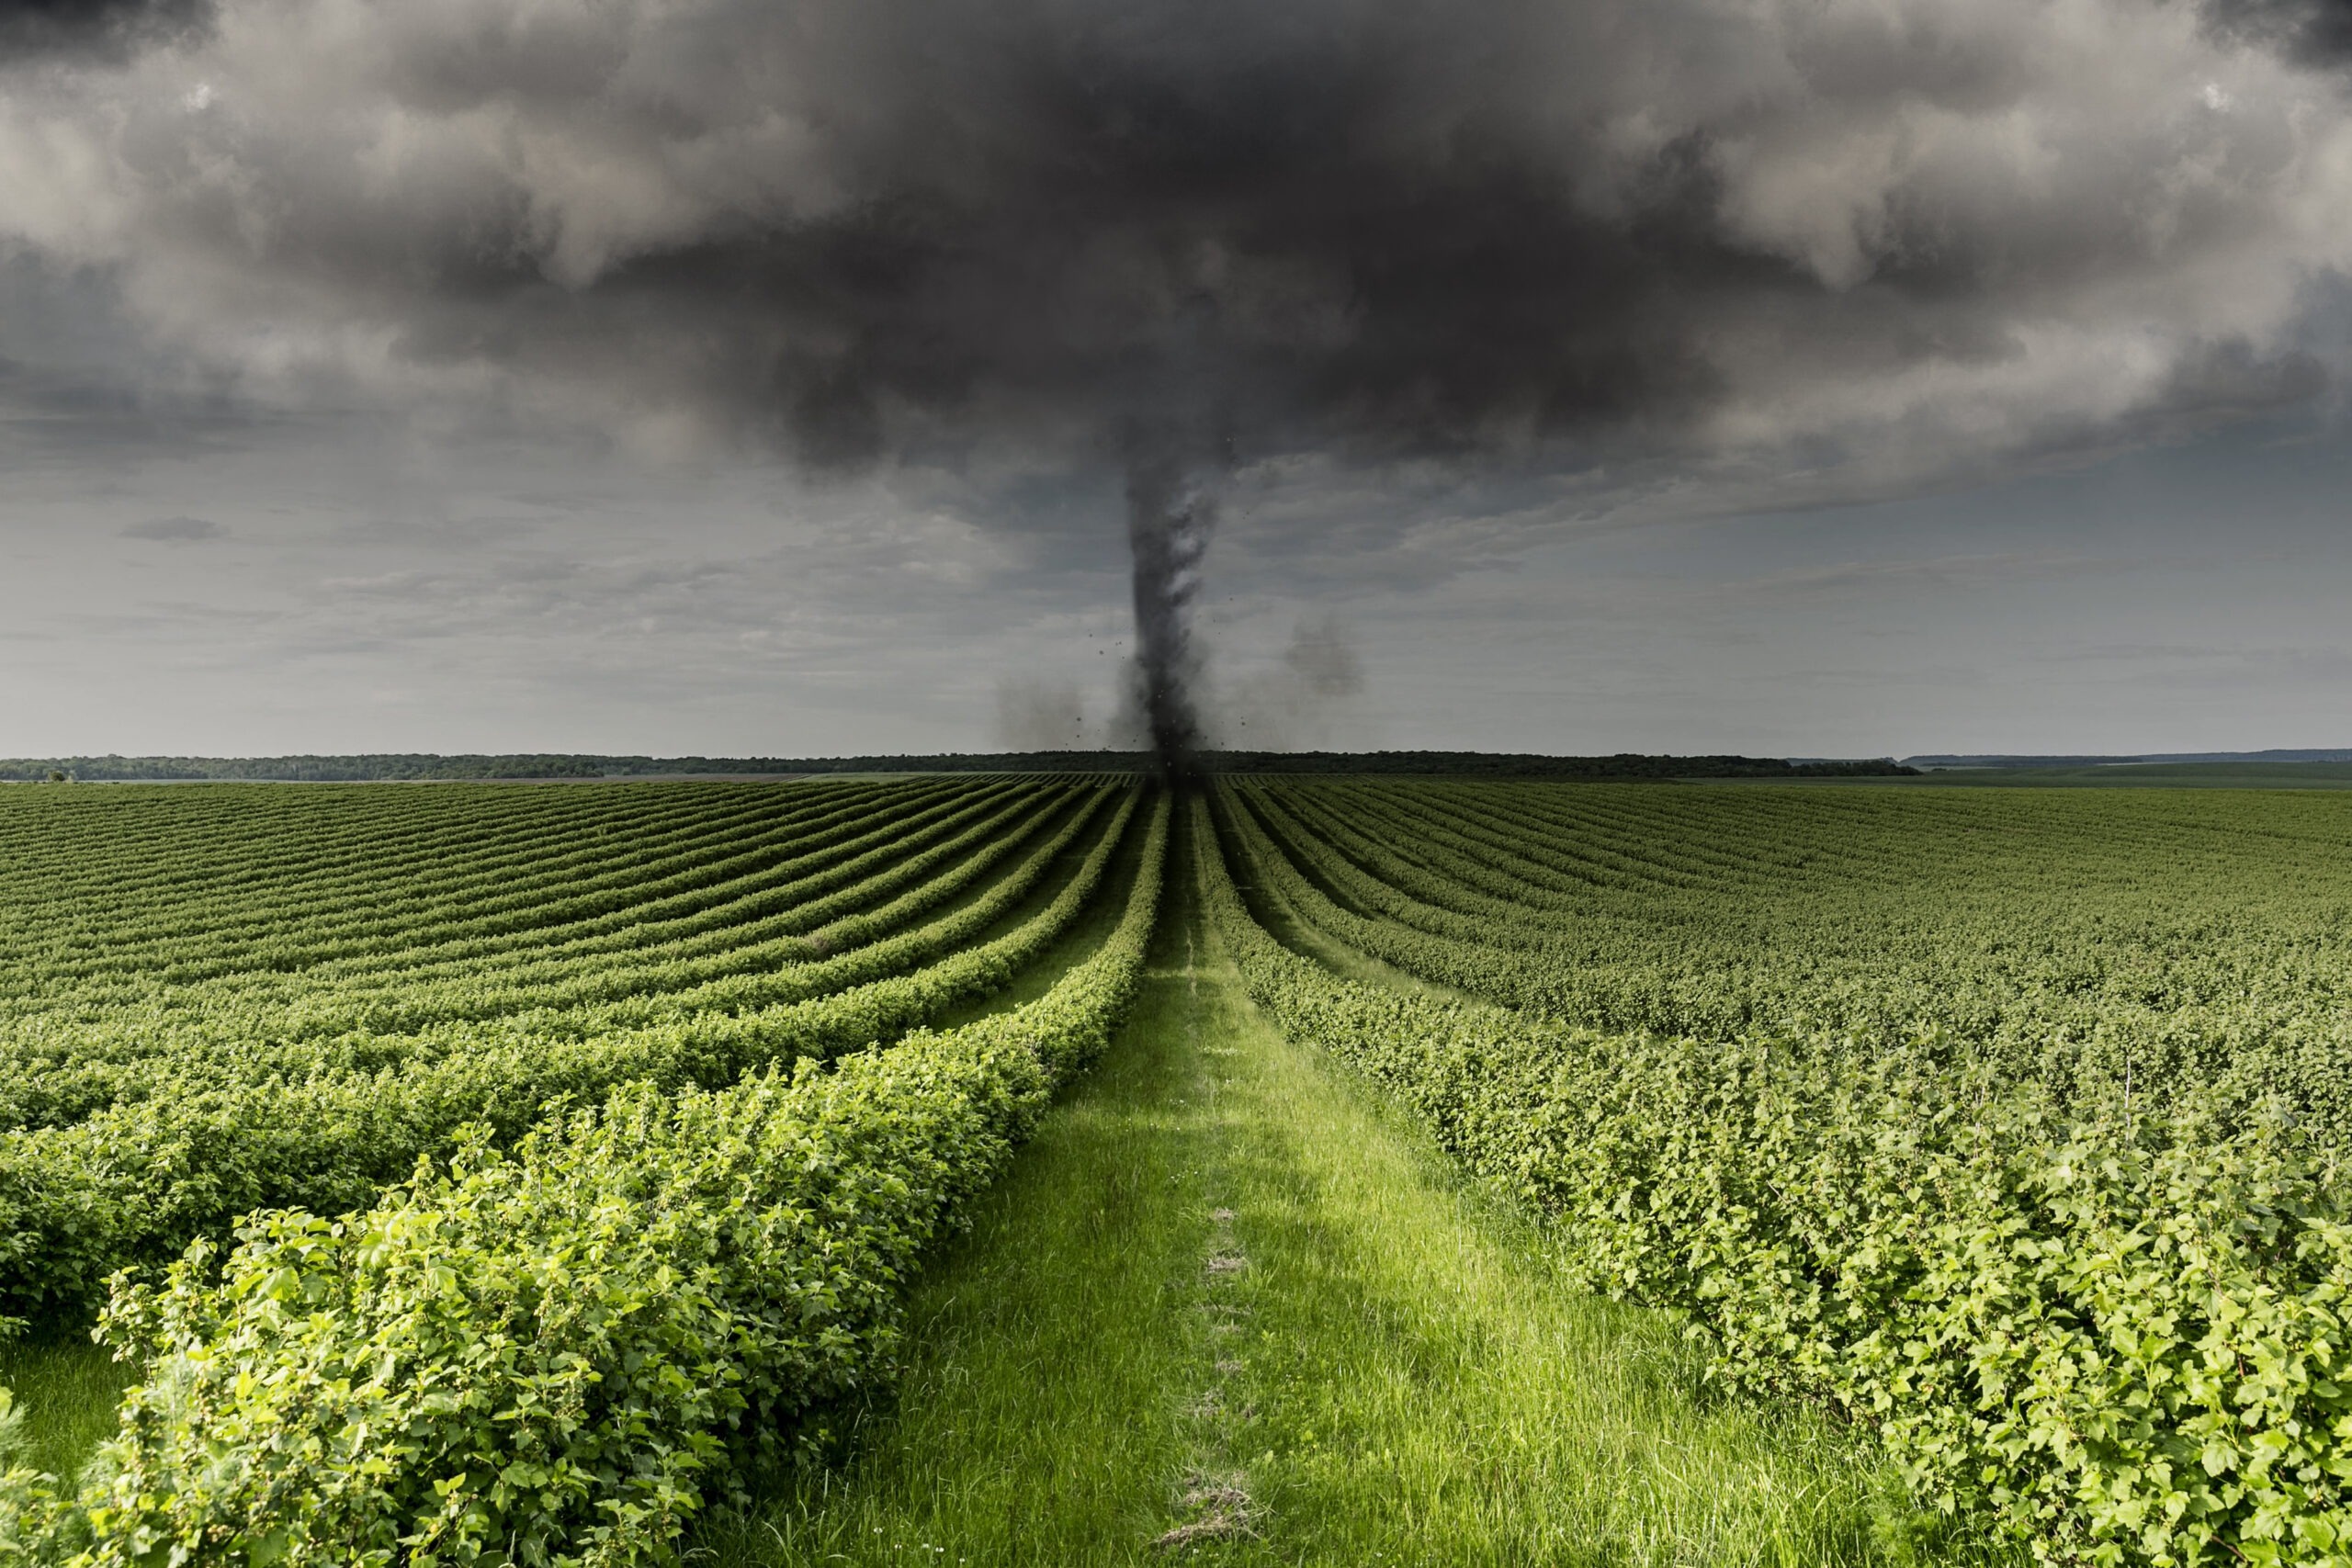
[1317,778,2352,931]
[195,781,1039,994]
[1227,782,2352,1141]
[0,784,1140,1326]
[1204,793,2352,1566]
[0,784,1059,1117]
[0,788,841,998]
[0,777,601,892]
[0,793,1170,1567]
[0,783,821,957]
[0,780,996,993]
[1284,777,2352,945]
[0,783,1087,1100]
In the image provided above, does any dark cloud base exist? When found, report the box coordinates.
[0,0,208,58]
[2207,0,2352,64]
[9,0,2346,495]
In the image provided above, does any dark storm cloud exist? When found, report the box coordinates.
[164,0,1772,476]
[0,0,205,59]
[13,0,2333,772]
[2205,0,2352,65]
[585,16,1753,468]
[10,0,2348,494]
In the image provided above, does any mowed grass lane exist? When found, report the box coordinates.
[701,810,1980,1567]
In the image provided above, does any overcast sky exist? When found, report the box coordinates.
[6,0,2352,759]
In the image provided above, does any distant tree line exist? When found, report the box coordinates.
[0,751,1917,782]
[1204,751,1918,778]
[0,753,1110,781]
[1905,750,2352,769]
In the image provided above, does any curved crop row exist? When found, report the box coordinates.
[1200,795,2352,1568]
[0,783,1136,1325]
[0,793,1170,1568]
[0,782,969,996]
[0,782,1080,1100]
[0,784,816,972]
[1228,783,2352,1128]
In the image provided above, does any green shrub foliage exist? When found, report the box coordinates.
[0,782,1133,1326]
[8,773,2350,1565]
[7,794,1166,1566]
[1198,793,2352,1567]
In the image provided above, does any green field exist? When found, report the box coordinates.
[0,779,2346,1564]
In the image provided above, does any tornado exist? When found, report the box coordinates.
[1125,446,1217,775]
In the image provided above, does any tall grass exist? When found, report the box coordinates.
[0,1335,133,1485]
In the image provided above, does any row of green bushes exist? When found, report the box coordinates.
[0,795,1167,1566]
[0,790,1136,1328]
[1201,797,2352,1566]
[9,778,992,996]
[1226,781,2352,1149]
[2,784,1075,1133]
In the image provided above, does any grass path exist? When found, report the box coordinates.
[0,1336,136,1483]
[700,838,1992,1566]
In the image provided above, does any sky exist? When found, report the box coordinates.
[6,0,2352,760]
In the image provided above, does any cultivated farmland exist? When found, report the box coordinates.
[1207,780,2352,1566]
[2,777,2348,1565]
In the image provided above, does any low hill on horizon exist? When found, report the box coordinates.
[1904,749,2352,768]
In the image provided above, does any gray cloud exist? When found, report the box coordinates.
[2204,0,2352,65]
[1721,551,2138,600]
[2060,640,2352,685]
[119,514,224,541]
[0,0,207,61]
[1212,615,1369,750]
[4,0,2350,518]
